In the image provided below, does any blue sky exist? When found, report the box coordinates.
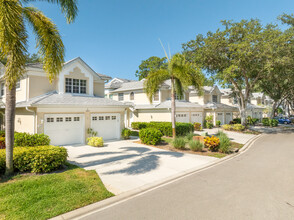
[26,0,294,80]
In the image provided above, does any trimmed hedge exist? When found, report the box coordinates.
[14,133,50,147]
[87,137,104,147]
[139,128,163,145]
[121,128,132,140]
[0,146,67,174]
[131,122,194,137]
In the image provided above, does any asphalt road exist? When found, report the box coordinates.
[81,133,294,220]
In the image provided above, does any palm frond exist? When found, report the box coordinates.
[144,69,170,103]
[0,0,28,88]
[22,0,78,23]
[23,6,64,82]
[174,78,184,99]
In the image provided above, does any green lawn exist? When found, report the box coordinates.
[0,164,113,220]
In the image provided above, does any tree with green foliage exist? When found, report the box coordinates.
[144,53,204,138]
[135,56,167,80]
[0,0,78,175]
[183,19,283,125]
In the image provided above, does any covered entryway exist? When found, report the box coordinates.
[225,112,232,124]
[175,112,189,123]
[91,113,120,140]
[44,114,84,146]
[191,112,203,125]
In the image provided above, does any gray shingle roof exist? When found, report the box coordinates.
[14,91,127,107]
[204,102,238,110]
[134,100,203,110]
[109,79,171,93]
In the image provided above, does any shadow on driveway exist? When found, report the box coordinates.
[71,146,184,176]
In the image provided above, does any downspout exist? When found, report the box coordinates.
[25,106,36,134]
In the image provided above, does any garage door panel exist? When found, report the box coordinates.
[91,113,120,140]
[175,112,189,123]
[191,112,203,124]
[44,114,84,146]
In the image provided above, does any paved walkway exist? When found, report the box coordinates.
[65,140,217,194]
[80,132,294,220]
[201,128,256,144]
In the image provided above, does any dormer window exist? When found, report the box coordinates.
[175,93,185,101]
[153,91,159,102]
[212,95,218,103]
[130,92,134,101]
[16,80,20,89]
[65,78,86,94]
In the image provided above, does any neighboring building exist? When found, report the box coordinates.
[220,89,266,120]
[106,79,205,127]
[0,57,128,145]
[105,78,136,96]
[189,86,238,125]
[106,81,237,126]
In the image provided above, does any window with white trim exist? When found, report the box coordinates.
[109,94,113,99]
[212,95,218,103]
[65,117,71,122]
[153,91,159,102]
[74,117,80,121]
[0,83,4,96]
[92,116,97,121]
[65,78,86,94]
[130,92,134,101]
[16,80,20,89]
[99,116,104,120]
[47,118,54,122]
[175,92,185,101]
[105,116,110,120]
[112,116,116,120]
[118,93,124,101]
[56,117,63,122]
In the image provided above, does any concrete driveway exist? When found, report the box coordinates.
[65,139,217,194]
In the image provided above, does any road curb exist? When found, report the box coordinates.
[50,134,263,220]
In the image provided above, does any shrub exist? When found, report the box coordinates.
[204,136,220,152]
[206,122,213,129]
[130,130,139,136]
[262,118,270,126]
[189,140,204,152]
[269,119,278,127]
[232,118,241,124]
[87,137,104,147]
[121,128,132,140]
[139,128,162,145]
[222,124,232,131]
[0,146,67,174]
[185,132,194,141]
[0,137,5,149]
[172,137,186,150]
[247,116,259,126]
[216,120,221,127]
[14,133,50,147]
[0,130,5,137]
[131,122,148,130]
[193,122,202,131]
[233,124,245,131]
[216,131,231,153]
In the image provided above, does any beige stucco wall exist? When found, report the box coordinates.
[189,93,204,104]
[28,75,57,99]
[221,97,233,106]
[133,109,172,122]
[36,107,126,143]
[93,82,105,97]
[15,108,35,134]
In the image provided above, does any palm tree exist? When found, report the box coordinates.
[144,53,204,139]
[0,0,78,175]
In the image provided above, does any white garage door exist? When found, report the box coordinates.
[44,114,84,146]
[225,112,232,124]
[91,113,120,140]
[175,112,189,123]
[191,112,203,124]
[216,112,224,125]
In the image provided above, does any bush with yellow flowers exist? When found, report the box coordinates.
[204,136,220,152]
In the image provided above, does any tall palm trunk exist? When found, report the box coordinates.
[171,77,176,139]
[5,85,16,176]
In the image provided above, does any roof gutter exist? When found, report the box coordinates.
[25,106,36,134]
